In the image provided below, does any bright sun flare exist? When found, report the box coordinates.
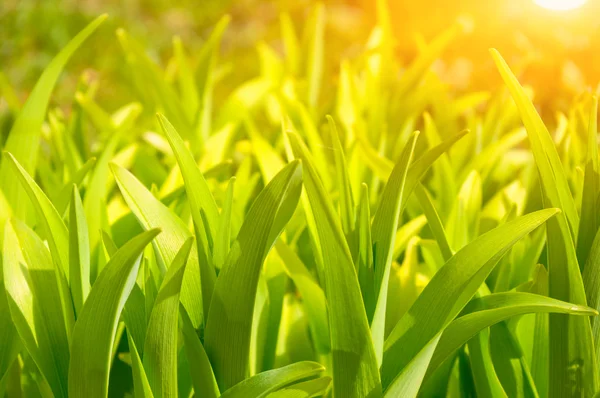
[534,0,587,11]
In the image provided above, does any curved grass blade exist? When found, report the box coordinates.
[158,113,218,309]
[490,49,578,233]
[381,209,559,389]
[384,333,442,398]
[5,152,70,283]
[3,220,72,398]
[414,183,453,261]
[143,237,194,398]
[68,229,160,398]
[491,49,598,396]
[275,240,330,354]
[111,163,205,330]
[180,306,219,398]
[0,15,106,217]
[288,133,382,397]
[54,157,97,216]
[371,131,419,365]
[204,161,302,390]
[327,115,355,237]
[69,185,90,316]
[220,362,324,398]
[214,177,234,271]
[578,96,599,269]
[266,376,332,398]
[426,292,597,380]
[127,332,154,398]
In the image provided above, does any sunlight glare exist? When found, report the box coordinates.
[534,0,587,11]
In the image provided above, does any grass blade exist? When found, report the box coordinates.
[68,228,160,398]
[158,113,218,311]
[3,220,72,398]
[69,185,90,316]
[0,15,106,217]
[127,332,154,398]
[381,208,559,389]
[144,238,194,398]
[204,161,302,390]
[371,131,419,365]
[220,362,325,398]
[112,163,205,330]
[289,133,382,397]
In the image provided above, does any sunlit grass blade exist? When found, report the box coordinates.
[219,361,325,398]
[577,96,599,269]
[468,328,506,397]
[127,332,154,398]
[0,15,106,217]
[3,220,72,398]
[371,131,419,365]
[180,306,219,398]
[0,286,20,386]
[414,183,454,261]
[288,133,382,397]
[426,292,597,380]
[381,208,559,389]
[158,113,218,310]
[384,334,442,398]
[213,177,235,271]
[204,161,302,390]
[54,157,96,215]
[267,376,332,397]
[111,163,205,330]
[143,237,193,398]
[491,48,598,396]
[69,185,91,316]
[68,228,160,398]
[275,240,330,354]
[5,152,70,282]
[328,115,355,237]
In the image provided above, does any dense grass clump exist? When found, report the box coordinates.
[1,4,600,398]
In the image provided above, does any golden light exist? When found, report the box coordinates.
[533,0,587,11]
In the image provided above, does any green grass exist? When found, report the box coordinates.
[1,3,599,398]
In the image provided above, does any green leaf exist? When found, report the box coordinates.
[0,15,106,217]
[266,376,332,398]
[491,49,598,396]
[68,228,160,398]
[0,284,20,387]
[381,208,559,389]
[578,96,599,269]
[143,237,193,398]
[158,113,218,312]
[288,133,382,397]
[112,163,205,330]
[69,185,90,316]
[384,333,442,398]
[127,332,154,398]
[204,161,302,390]
[327,115,355,237]
[180,306,219,398]
[275,240,330,354]
[214,177,235,271]
[54,157,97,216]
[426,292,597,380]
[414,183,453,261]
[371,131,419,365]
[220,362,325,398]
[3,220,72,398]
[5,152,70,284]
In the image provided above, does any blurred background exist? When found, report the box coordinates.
[1,0,600,111]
